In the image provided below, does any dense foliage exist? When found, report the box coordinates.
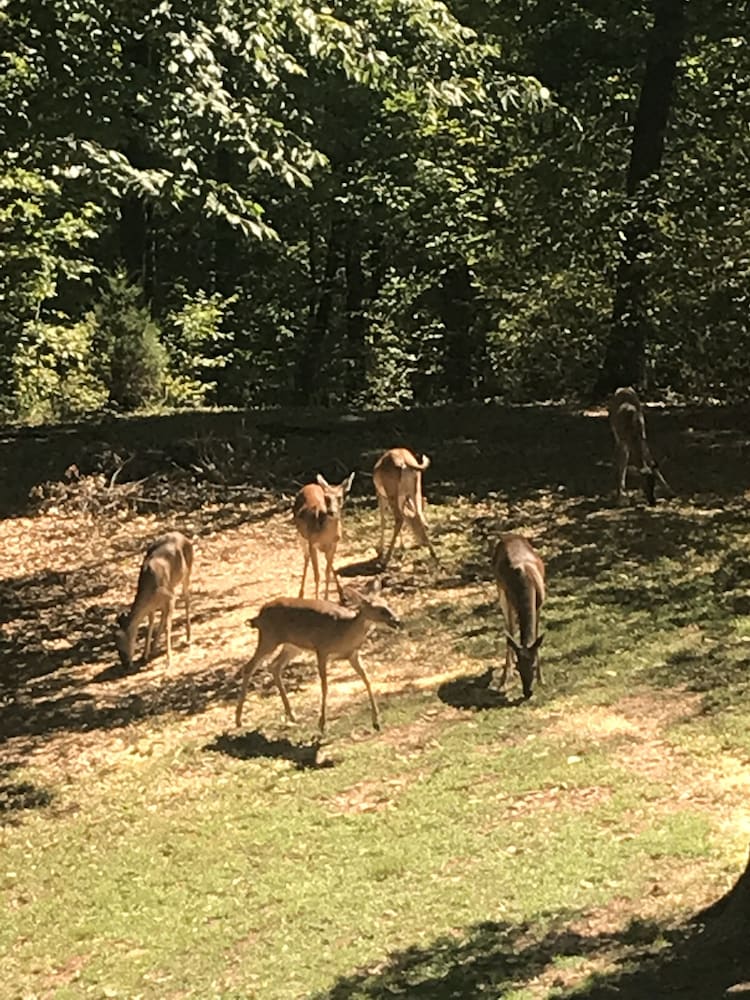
[1,1,748,421]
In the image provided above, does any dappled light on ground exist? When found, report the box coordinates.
[2,404,750,998]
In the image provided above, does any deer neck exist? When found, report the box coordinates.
[517,573,538,647]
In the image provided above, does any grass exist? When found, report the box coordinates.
[2,402,750,998]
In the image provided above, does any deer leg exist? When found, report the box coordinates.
[298,547,310,598]
[183,575,192,645]
[654,464,673,497]
[497,589,515,690]
[236,637,276,727]
[144,613,156,662]
[321,545,338,601]
[381,512,404,567]
[349,650,381,731]
[269,647,296,723]
[316,651,329,734]
[310,546,321,600]
[535,640,544,687]
[164,600,175,668]
[323,546,344,603]
[615,443,629,503]
[376,495,389,558]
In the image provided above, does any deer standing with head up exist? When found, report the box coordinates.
[293,473,355,602]
[372,447,437,567]
[608,387,672,506]
[492,533,545,700]
[235,587,400,733]
[114,531,193,671]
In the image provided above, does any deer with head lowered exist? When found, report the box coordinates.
[293,473,355,602]
[372,447,438,567]
[235,586,400,733]
[608,386,672,506]
[492,533,545,700]
[114,531,193,671]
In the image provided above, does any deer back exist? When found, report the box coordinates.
[254,598,369,657]
[253,594,400,659]
[492,534,545,644]
[609,388,652,467]
[127,532,193,622]
[374,448,430,529]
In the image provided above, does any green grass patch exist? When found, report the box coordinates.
[4,411,750,998]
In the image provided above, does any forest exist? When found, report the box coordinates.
[2,0,749,424]
[3,4,750,998]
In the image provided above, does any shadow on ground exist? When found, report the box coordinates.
[0,761,53,825]
[3,401,750,518]
[3,403,750,750]
[205,731,335,770]
[437,667,524,711]
[310,901,750,1000]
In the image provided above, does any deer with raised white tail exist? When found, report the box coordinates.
[492,533,545,700]
[114,531,193,671]
[608,386,672,506]
[372,447,437,567]
[293,472,355,602]
[235,587,400,733]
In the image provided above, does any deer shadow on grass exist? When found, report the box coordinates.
[438,667,526,712]
[0,761,53,825]
[205,731,335,770]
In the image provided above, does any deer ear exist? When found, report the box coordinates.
[341,585,365,607]
[316,473,331,489]
[341,472,355,493]
[505,632,521,655]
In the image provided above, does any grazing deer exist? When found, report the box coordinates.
[492,533,545,700]
[372,448,437,566]
[235,589,400,733]
[608,386,671,506]
[114,531,193,671]
[293,473,355,602]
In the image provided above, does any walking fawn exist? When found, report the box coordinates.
[235,588,400,733]
[293,473,355,602]
[492,533,545,699]
[372,448,437,566]
[114,531,193,671]
[608,386,671,505]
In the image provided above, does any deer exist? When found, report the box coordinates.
[372,447,438,567]
[492,533,545,700]
[608,386,672,506]
[235,587,400,733]
[293,472,355,602]
[114,531,193,671]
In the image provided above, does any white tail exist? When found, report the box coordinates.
[372,448,437,566]
[114,531,193,671]
[292,473,355,602]
[608,386,671,505]
[235,590,400,732]
[492,533,545,699]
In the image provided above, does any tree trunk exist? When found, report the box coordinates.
[440,262,478,401]
[596,0,687,396]
[297,219,341,402]
[699,846,750,929]
[344,225,366,397]
[119,33,152,295]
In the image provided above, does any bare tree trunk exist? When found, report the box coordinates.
[596,0,687,396]
[297,218,341,402]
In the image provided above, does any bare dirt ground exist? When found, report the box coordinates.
[3,403,750,999]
